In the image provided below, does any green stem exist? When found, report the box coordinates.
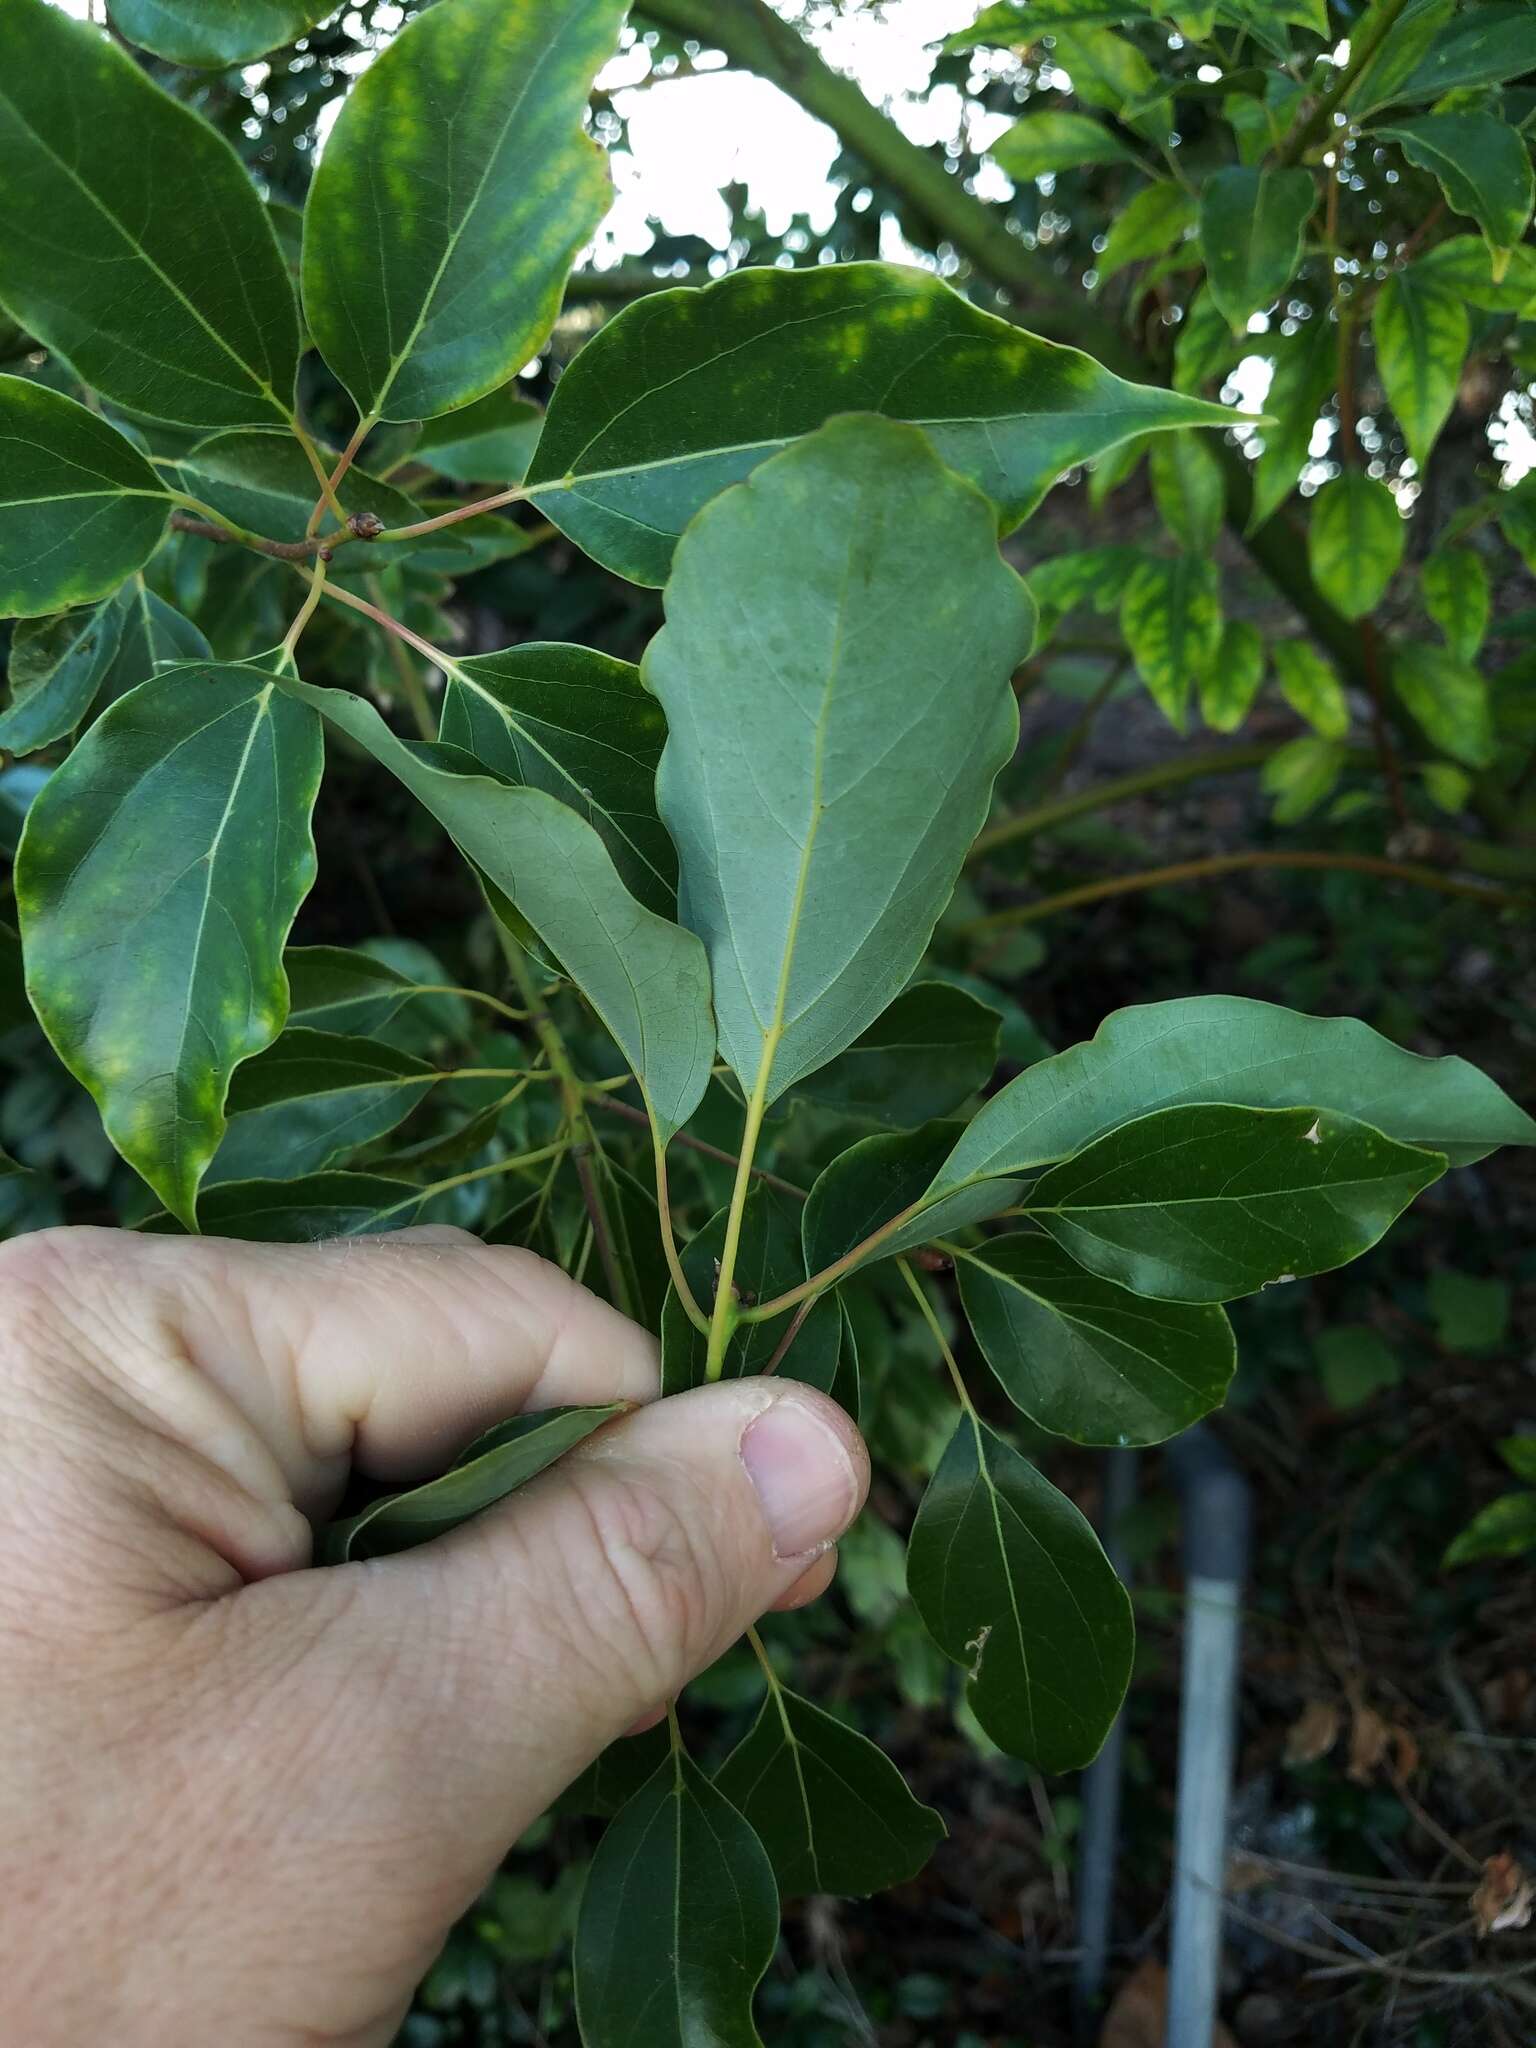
[589,1092,809,1201]
[704,1041,776,1378]
[1274,0,1417,167]
[278,561,329,669]
[896,1258,973,1411]
[373,1138,573,1224]
[737,1193,932,1324]
[969,743,1283,858]
[372,482,531,545]
[650,1123,711,1336]
[365,573,436,739]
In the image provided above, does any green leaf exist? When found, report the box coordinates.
[1248,314,1335,531]
[302,0,625,423]
[990,110,1140,178]
[415,388,544,485]
[208,1027,438,1185]
[907,1411,1133,1768]
[1148,431,1225,553]
[0,378,169,617]
[574,1747,778,2048]
[1391,643,1494,767]
[1428,1266,1510,1352]
[0,594,125,751]
[17,662,321,1227]
[107,0,334,65]
[643,415,1033,1105]
[1314,1324,1401,1408]
[1199,617,1265,732]
[588,1160,670,1338]
[1443,1491,1536,1568]
[1414,235,1536,315]
[1261,733,1345,822]
[283,946,416,1035]
[1029,545,1142,643]
[1096,182,1195,284]
[1395,4,1536,100]
[526,262,1235,584]
[946,0,1153,48]
[1499,1435,1536,1485]
[1272,642,1350,739]
[955,1231,1235,1444]
[0,0,298,426]
[1020,1102,1444,1303]
[715,1686,945,1898]
[1120,554,1223,729]
[661,1185,846,1403]
[1200,165,1314,331]
[1499,476,1536,574]
[1307,471,1404,622]
[1422,546,1490,661]
[802,1123,1024,1284]
[929,993,1536,1187]
[439,645,673,917]
[139,1170,433,1241]
[1347,0,1457,115]
[99,579,211,702]
[791,982,1001,1129]
[1375,266,1471,477]
[277,677,713,1137]
[1376,116,1535,266]
[320,1403,625,1563]
[174,432,424,554]
[1049,26,1167,136]
[1174,285,1244,394]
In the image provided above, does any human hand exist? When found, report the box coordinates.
[0,1226,868,2045]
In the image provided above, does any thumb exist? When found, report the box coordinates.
[244,1378,867,1901]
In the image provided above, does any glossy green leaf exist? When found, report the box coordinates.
[107,0,334,65]
[140,1170,432,1241]
[1199,617,1265,732]
[791,982,1001,1129]
[1096,182,1195,283]
[588,1160,670,1338]
[1394,4,1536,100]
[302,0,625,422]
[930,993,1536,1188]
[1148,431,1225,553]
[1307,471,1404,622]
[1346,0,1456,114]
[1120,554,1223,729]
[1272,642,1350,739]
[283,947,416,1036]
[574,1747,778,2048]
[208,1028,438,1185]
[1248,314,1335,531]
[99,579,211,702]
[321,1403,625,1563]
[1422,547,1490,662]
[1200,164,1313,330]
[559,1724,673,1822]
[415,388,544,485]
[439,645,674,917]
[1443,1491,1536,1568]
[0,378,169,617]
[990,110,1140,179]
[278,677,713,1137]
[643,415,1033,1105]
[1376,116,1535,266]
[526,263,1234,584]
[907,1411,1133,1768]
[1049,25,1167,136]
[0,594,125,751]
[1391,643,1495,768]
[955,1231,1235,1444]
[661,1185,845,1402]
[175,432,423,553]
[1261,734,1345,822]
[1372,265,1469,472]
[1414,235,1536,315]
[801,1121,1025,1280]
[715,1686,945,1898]
[1020,1103,1444,1303]
[0,0,298,425]
[17,662,320,1226]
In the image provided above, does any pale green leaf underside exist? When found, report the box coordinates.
[107,0,334,66]
[643,415,1035,1103]
[0,0,298,426]
[527,261,1235,584]
[16,662,322,1227]
[301,0,625,422]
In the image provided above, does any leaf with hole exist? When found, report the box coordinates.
[907,1411,1133,1769]
[301,0,625,422]
[643,415,1033,1104]
[320,1403,626,1563]
[17,662,321,1227]
[527,262,1234,584]
[955,1231,1235,1444]
[0,0,298,425]
[715,1687,945,1898]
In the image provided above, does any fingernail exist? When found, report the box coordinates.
[739,1396,860,1561]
